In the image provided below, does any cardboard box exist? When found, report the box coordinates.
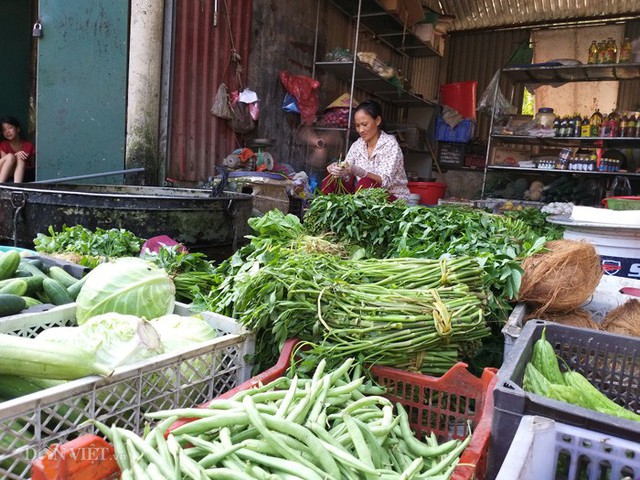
[490,147,528,166]
[381,0,424,27]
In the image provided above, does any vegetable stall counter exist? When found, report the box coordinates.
[0,302,254,480]
[32,338,498,480]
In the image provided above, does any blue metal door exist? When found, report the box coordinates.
[35,0,129,182]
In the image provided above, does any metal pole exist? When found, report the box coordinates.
[32,168,146,184]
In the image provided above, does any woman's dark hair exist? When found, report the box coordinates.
[0,116,23,139]
[355,100,386,131]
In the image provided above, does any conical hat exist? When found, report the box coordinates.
[325,93,358,110]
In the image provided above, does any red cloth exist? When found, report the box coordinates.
[0,140,35,169]
[320,174,396,201]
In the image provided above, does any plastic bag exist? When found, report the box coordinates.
[211,83,232,119]
[279,71,320,125]
[282,92,300,113]
[477,70,517,119]
[228,99,255,133]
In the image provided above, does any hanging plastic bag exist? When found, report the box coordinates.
[228,92,256,133]
[477,70,517,120]
[279,71,320,125]
[282,93,300,113]
[211,83,232,119]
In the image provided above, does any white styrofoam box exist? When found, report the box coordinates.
[502,276,640,363]
[496,416,640,480]
[0,302,254,479]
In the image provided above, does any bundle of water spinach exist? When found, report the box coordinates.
[523,328,640,422]
[95,358,472,480]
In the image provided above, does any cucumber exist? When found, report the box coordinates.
[0,279,28,296]
[47,266,79,289]
[0,251,21,281]
[0,294,26,317]
[26,258,49,273]
[66,276,88,301]
[17,261,48,279]
[21,296,43,308]
[42,278,73,306]
[21,275,45,296]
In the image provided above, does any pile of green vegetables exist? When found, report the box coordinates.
[93,358,473,479]
[197,190,558,374]
[34,225,145,268]
[195,210,491,375]
[523,329,640,422]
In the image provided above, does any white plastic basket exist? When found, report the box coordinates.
[496,415,640,480]
[0,302,254,479]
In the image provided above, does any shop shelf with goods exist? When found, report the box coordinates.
[312,0,449,180]
[480,62,640,204]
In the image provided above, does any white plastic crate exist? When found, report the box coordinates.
[0,302,254,479]
[496,415,640,480]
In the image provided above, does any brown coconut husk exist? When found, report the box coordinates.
[518,239,602,314]
[525,307,600,330]
[602,299,640,337]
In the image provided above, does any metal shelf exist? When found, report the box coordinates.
[316,61,436,107]
[486,165,640,177]
[491,134,640,147]
[501,62,640,85]
[328,0,442,57]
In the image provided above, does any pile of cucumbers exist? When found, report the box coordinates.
[0,250,85,318]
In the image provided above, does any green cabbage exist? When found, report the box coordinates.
[150,314,218,353]
[75,257,175,324]
[36,313,163,369]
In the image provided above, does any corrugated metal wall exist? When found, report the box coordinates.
[440,0,640,32]
[441,29,531,141]
[167,0,252,184]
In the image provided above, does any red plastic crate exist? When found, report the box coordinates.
[33,338,497,480]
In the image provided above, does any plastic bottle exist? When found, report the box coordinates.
[608,110,621,137]
[619,37,632,63]
[605,38,617,63]
[597,41,606,64]
[553,117,561,137]
[573,114,582,137]
[590,109,603,136]
[620,114,628,138]
[580,116,590,137]
[626,114,637,137]
[587,40,599,64]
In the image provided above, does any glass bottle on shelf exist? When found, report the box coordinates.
[580,116,590,137]
[626,114,637,137]
[620,114,628,138]
[605,38,617,63]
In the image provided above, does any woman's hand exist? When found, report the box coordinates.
[15,151,29,162]
[341,163,367,178]
[327,162,348,178]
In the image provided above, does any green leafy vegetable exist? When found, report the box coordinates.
[75,257,175,324]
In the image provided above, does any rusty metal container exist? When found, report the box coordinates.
[0,184,254,261]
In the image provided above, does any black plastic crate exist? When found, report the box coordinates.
[438,142,466,166]
[488,320,640,478]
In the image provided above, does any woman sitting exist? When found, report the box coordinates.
[320,100,410,201]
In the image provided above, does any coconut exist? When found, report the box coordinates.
[518,239,602,314]
[526,307,600,330]
[602,299,640,337]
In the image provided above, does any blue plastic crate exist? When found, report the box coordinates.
[436,117,476,143]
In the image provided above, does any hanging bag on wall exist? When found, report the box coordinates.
[211,83,232,119]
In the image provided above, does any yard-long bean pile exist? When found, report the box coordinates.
[94,358,472,479]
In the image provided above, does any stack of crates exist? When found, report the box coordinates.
[488,320,640,479]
